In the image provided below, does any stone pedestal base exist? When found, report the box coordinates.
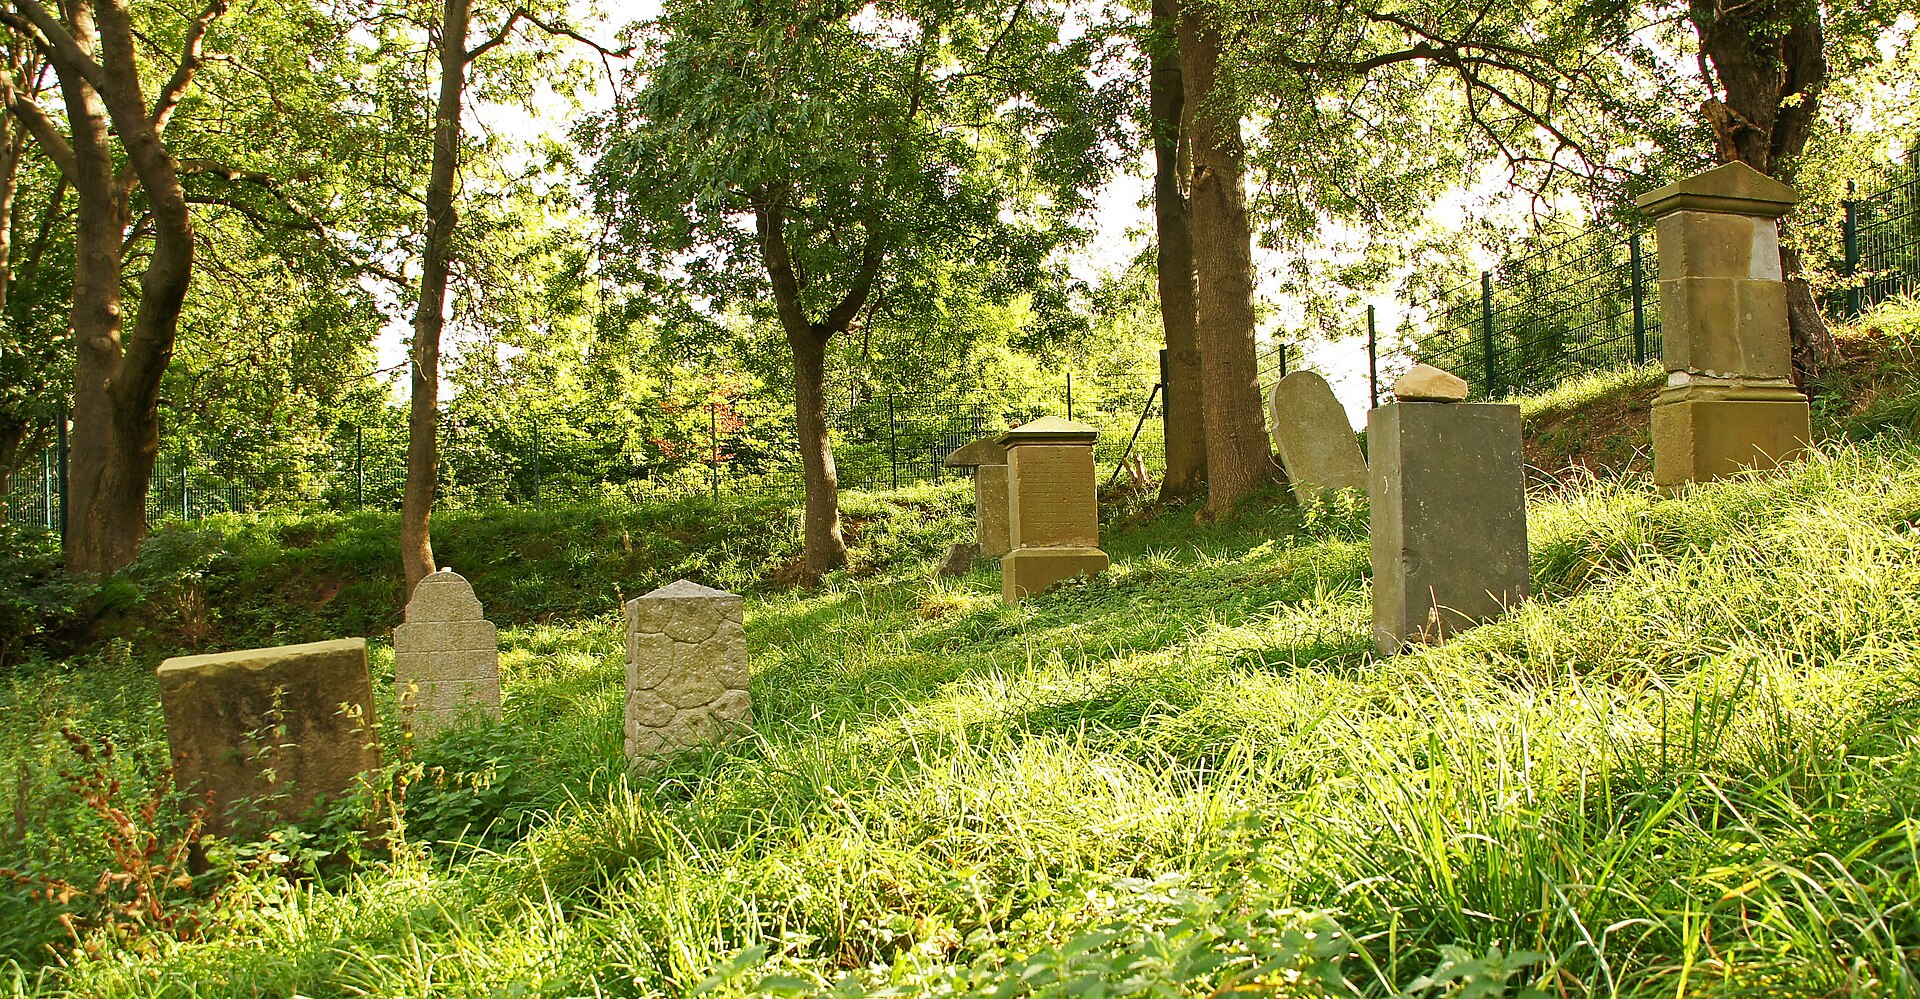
[1002,547,1108,603]
[1652,382,1810,487]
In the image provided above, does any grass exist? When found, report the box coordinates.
[4,304,1920,996]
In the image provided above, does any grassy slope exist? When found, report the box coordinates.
[6,307,1920,996]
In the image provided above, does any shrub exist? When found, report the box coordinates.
[0,525,96,669]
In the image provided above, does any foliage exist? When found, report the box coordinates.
[0,525,94,669]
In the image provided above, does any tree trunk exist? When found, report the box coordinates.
[788,329,847,575]
[1693,0,1836,375]
[1176,10,1276,516]
[401,0,473,593]
[1151,0,1205,502]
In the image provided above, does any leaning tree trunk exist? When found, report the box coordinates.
[1177,10,1276,516]
[1694,0,1836,377]
[788,328,849,575]
[1152,0,1205,502]
[401,0,473,593]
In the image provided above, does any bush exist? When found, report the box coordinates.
[0,525,96,669]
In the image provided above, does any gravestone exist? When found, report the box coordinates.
[1369,377,1527,654]
[393,568,500,734]
[1635,162,1811,486]
[1268,370,1367,499]
[1000,417,1109,602]
[624,580,752,764]
[943,436,1010,557]
[937,541,979,579]
[156,638,382,835]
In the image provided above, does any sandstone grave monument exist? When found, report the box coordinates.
[393,568,501,733]
[1636,162,1811,486]
[943,435,1011,559]
[624,580,752,763]
[1369,367,1527,654]
[999,416,1109,603]
[157,638,383,834]
[1268,369,1367,499]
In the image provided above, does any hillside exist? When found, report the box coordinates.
[4,307,1920,997]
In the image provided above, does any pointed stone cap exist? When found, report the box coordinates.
[1393,364,1469,402]
[943,436,1008,468]
[635,579,737,601]
[998,416,1098,447]
[1636,161,1799,220]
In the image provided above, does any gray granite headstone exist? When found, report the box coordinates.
[1369,402,1528,654]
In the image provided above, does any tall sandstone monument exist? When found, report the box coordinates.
[1636,162,1811,486]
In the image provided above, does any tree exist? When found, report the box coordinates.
[0,0,221,573]
[591,0,1114,577]
[1147,0,1206,501]
[1176,3,1277,515]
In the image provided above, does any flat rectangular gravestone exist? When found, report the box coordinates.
[1269,371,1367,499]
[157,638,383,835]
[624,580,752,765]
[1369,402,1528,654]
[394,568,501,735]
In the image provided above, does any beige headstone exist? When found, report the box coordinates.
[624,580,751,765]
[1393,364,1469,403]
[998,417,1109,602]
[946,436,1012,557]
[1637,162,1810,486]
[1268,371,1367,499]
[393,568,500,734]
[157,638,382,836]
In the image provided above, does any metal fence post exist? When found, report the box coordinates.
[1843,182,1861,318]
[532,420,542,508]
[887,394,899,490]
[709,401,719,500]
[1279,344,1288,378]
[180,462,190,521]
[1065,373,1073,420]
[355,426,364,509]
[1629,232,1649,365]
[1480,271,1497,396]
[1366,306,1379,409]
[56,415,67,547]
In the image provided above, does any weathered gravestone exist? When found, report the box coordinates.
[943,436,1010,558]
[157,638,382,834]
[1000,417,1109,603]
[1635,162,1811,486]
[1369,369,1527,655]
[1268,370,1367,499]
[393,568,500,734]
[624,580,752,764]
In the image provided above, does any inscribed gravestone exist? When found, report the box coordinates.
[1267,370,1367,499]
[393,568,501,734]
[1000,417,1109,602]
[624,580,752,764]
[157,638,382,835]
[1369,388,1527,655]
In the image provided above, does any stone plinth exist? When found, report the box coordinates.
[1636,162,1811,486]
[999,417,1109,602]
[1268,371,1367,499]
[157,639,382,835]
[944,436,1010,557]
[1369,403,1527,654]
[624,580,751,764]
[393,568,500,734]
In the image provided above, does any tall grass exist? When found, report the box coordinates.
[4,435,1915,997]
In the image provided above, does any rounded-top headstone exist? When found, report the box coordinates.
[1393,364,1470,403]
[1268,370,1367,496]
[394,568,500,731]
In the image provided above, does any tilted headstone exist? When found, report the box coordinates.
[937,541,980,578]
[999,417,1109,603]
[1369,370,1527,654]
[943,436,1011,558]
[624,580,752,764]
[393,568,501,734]
[1635,162,1811,486]
[1268,370,1367,500]
[157,638,383,835]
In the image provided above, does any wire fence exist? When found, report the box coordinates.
[1259,147,1920,408]
[2,374,1167,534]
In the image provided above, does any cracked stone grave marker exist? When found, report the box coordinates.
[624,580,752,765]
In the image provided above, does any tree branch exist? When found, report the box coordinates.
[149,0,229,133]
[6,0,104,91]
[0,75,73,177]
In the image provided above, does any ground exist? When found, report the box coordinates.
[2,303,1919,997]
